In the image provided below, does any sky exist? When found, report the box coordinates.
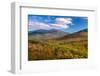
[28,15,88,33]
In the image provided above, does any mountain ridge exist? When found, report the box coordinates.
[56,29,88,41]
[28,29,88,40]
[28,29,68,40]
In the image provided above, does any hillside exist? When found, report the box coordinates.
[56,29,88,42]
[28,29,68,40]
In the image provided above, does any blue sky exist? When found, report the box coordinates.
[28,15,88,33]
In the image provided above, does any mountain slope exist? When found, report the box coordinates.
[28,29,68,40]
[57,29,88,41]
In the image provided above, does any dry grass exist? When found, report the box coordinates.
[28,39,88,61]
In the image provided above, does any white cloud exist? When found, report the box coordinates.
[29,21,51,31]
[50,24,69,29]
[56,18,72,25]
[50,18,72,29]
[29,18,73,31]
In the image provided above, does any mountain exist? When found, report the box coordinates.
[57,29,88,41]
[77,29,88,32]
[28,29,64,35]
[28,29,68,40]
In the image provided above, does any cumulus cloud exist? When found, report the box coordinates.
[55,18,72,25]
[28,18,73,31]
[50,18,72,29]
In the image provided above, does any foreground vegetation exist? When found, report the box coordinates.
[28,38,88,60]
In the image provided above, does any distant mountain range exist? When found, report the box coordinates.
[28,29,88,40]
[28,29,68,40]
[28,29,66,35]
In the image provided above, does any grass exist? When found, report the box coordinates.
[28,39,88,61]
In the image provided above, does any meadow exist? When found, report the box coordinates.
[28,38,88,60]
